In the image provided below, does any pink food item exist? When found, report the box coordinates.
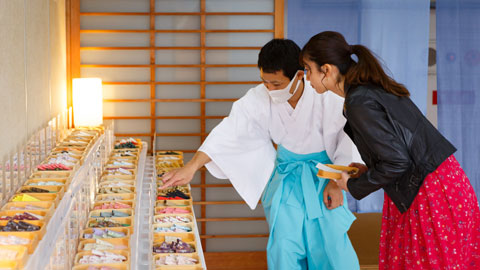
[86,266,120,270]
[93,202,131,210]
[156,207,190,214]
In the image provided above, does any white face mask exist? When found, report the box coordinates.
[265,71,302,104]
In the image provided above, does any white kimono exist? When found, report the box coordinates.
[199,78,361,209]
[199,78,362,269]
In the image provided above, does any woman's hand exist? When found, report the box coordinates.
[335,172,350,193]
[348,162,368,178]
[323,180,344,210]
[159,165,196,189]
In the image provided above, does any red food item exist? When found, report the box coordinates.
[37,163,71,171]
[157,196,184,200]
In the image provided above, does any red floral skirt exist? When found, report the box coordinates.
[379,155,480,269]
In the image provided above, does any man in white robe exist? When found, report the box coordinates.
[161,39,361,270]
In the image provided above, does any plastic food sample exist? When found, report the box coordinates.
[155,254,198,265]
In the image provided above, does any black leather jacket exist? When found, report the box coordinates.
[344,84,456,213]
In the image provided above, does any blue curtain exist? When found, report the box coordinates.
[287,0,430,212]
[436,1,480,201]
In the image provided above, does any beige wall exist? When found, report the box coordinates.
[0,0,67,159]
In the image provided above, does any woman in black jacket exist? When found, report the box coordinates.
[301,31,480,270]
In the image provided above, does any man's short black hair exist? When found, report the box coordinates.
[257,39,303,80]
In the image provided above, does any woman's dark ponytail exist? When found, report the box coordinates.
[301,31,410,97]
[347,44,410,97]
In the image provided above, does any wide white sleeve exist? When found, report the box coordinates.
[322,92,363,165]
[198,91,276,209]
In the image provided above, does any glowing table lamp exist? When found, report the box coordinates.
[72,78,103,127]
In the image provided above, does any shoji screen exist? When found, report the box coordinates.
[76,0,283,253]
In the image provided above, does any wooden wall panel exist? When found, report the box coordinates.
[50,0,68,117]
[71,0,283,255]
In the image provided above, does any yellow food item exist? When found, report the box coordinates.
[11,194,40,202]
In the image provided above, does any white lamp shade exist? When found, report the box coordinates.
[72,78,103,127]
